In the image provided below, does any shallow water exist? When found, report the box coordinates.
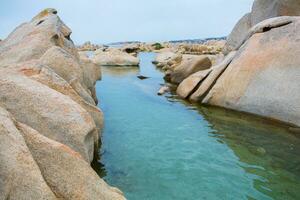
[95,52,300,200]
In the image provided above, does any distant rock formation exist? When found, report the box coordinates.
[77,41,103,51]
[93,48,140,66]
[0,8,125,199]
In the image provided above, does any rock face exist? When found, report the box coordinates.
[176,0,300,128]
[176,69,212,99]
[224,0,300,55]
[203,17,300,127]
[169,55,212,84]
[223,13,251,54]
[189,51,236,102]
[0,8,125,199]
[251,0,300,26]
[93,48,140,66]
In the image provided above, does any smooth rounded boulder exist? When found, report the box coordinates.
[251,0,300,26]
[169,55,212,84]
[203,17,300,127]
[93,48,140,66]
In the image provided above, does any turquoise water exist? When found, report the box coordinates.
[95,52,300,200]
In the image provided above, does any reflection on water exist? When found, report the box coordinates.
[101,66,139,77]
[95,52,300,200]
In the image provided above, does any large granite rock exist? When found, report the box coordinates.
[169,55,212,84]
[153,51,182,68]
[93,48,139,66]
[224,0,300,55]
[176,69,212,99]
[189,51,236,102]
[39,46,96,104]
[0,8,125,199]
[203,17,300,127]
[223,13,251,54]
[251,0,300,26]
[19,122,124,200]
[0,107,57,200]
[0,71,96,163]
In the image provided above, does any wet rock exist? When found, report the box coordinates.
[157,86,170,95]
[137,75,149,80]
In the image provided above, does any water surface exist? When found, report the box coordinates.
[95,52,300,200]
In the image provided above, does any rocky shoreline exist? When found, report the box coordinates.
[150,0,300,130]
[78,0,300,129]
[1,0,300,199]
[0,9,125,199]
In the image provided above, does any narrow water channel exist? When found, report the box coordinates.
[95,52,300,200]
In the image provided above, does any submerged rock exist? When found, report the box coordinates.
[137,75,149,80]
[157,86,170,95]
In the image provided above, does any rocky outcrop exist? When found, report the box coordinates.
[189,51,236,102]
[153,51,182,69]
[168,55,212,84]
[93,48,140,66]
[223,13,251,54]
[176,69,212,99]
[77,41,102,51]
[0,107,57,200]
[0,8,125,199]
[224,0,300,55]
[203,17,300,127]
[251,0,300,26]
[175,0,300,128]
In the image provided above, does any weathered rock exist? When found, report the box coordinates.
[0,8,77,67]
[189,51,236,102]
[93,48,139,66]
[80,58,102,104]
[251,0,300,26]
[12,61,103,136]
[39,46,96,105]
[18,122,125,200]
[157,86,170,95]
[176,69,212,99]
[223,13,251,54]
[153,51,182,69]
[203,17,300,127]
[0,8,125,199]
[170,55,212,84]
[0,107,57,200]
[233,16,295,52]
[0,71,97,163]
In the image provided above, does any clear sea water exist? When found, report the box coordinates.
[94,52,300,200]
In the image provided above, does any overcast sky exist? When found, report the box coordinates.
[0,0,253,44]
